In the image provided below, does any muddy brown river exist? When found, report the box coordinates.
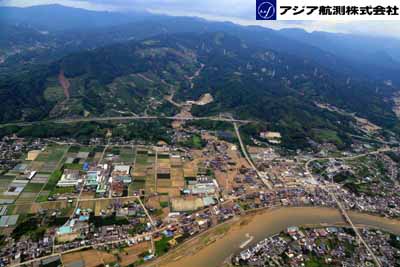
[159,207,400,267]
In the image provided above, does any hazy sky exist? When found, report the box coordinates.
[1,0,400,38]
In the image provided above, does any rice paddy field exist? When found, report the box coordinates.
[62,249,116,267]
[1,144,195,217]
[0,144,67,207]
[130,148,190,197]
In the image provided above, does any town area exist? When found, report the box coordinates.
[0,122,400,267]
[233,226,400,266]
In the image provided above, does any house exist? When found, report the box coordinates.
[86,171,99,187]
[111,180,124,197]
[115,175,132,184]
[96,183,107,196]
[112,165,131,175]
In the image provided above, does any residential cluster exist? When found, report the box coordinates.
[233,227,400,266]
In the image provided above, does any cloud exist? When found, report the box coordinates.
[0,0,119,11]
[1,0,400,39]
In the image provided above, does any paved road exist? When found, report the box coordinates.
[0,115,253,128]
[304,149,391,267]
[329,191,382,267]
[233,122,273,190]
[9,226,169,267]
[137,195,156,227]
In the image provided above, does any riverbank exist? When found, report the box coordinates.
[148,206,400,267]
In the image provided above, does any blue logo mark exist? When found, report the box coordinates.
[256,0,277,20]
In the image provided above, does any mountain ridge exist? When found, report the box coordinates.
[1,5,400,148]
[1,31,398,149]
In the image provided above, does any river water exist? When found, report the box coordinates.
[162,207,400,267]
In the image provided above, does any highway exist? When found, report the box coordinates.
[0,115,253,128]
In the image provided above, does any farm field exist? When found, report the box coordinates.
[0,144,69,206]
[131,148,189,197]
[62,249,116,267]
[0,144,205,218]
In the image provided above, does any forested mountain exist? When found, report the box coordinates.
[2,5,400,86]
[1,31,399,148]
[1,5,400,148]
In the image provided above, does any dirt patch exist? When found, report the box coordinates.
[171,196,204,211]
[98,251,117,264]
[62,251,82,265]
[58,70,70,100]
[119,242,150,266]
[63,249,115,267]
[195,93,213,105]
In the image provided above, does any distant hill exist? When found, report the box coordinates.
[2,5,400,85]
[0,4,149,31]
[279,28,400,84]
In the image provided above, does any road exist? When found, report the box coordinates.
[233,122,273,190]
[0,115,253,128]
[304,149,391,267]
[304,147,391,178]
[10,195,158,267]
[9,226,169,267]
[137,195,156,227]
[154,149,158,193]
[329,190,382,267]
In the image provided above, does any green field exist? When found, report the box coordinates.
[22,183,44,193]
[43,170,62,192]
[119,147,136,164]
[155,236,173,256]
[129,181,145,195]
[135,153,148,165]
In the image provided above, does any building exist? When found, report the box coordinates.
[114,175,132,184]
[112,165,131,176]
[260,131,282,144]
[57,169,81,187]
[188,180,219,195]
[0,215,19,227]
[86,171,100,188]
[96,183,107,196]
[111,180,124,197]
